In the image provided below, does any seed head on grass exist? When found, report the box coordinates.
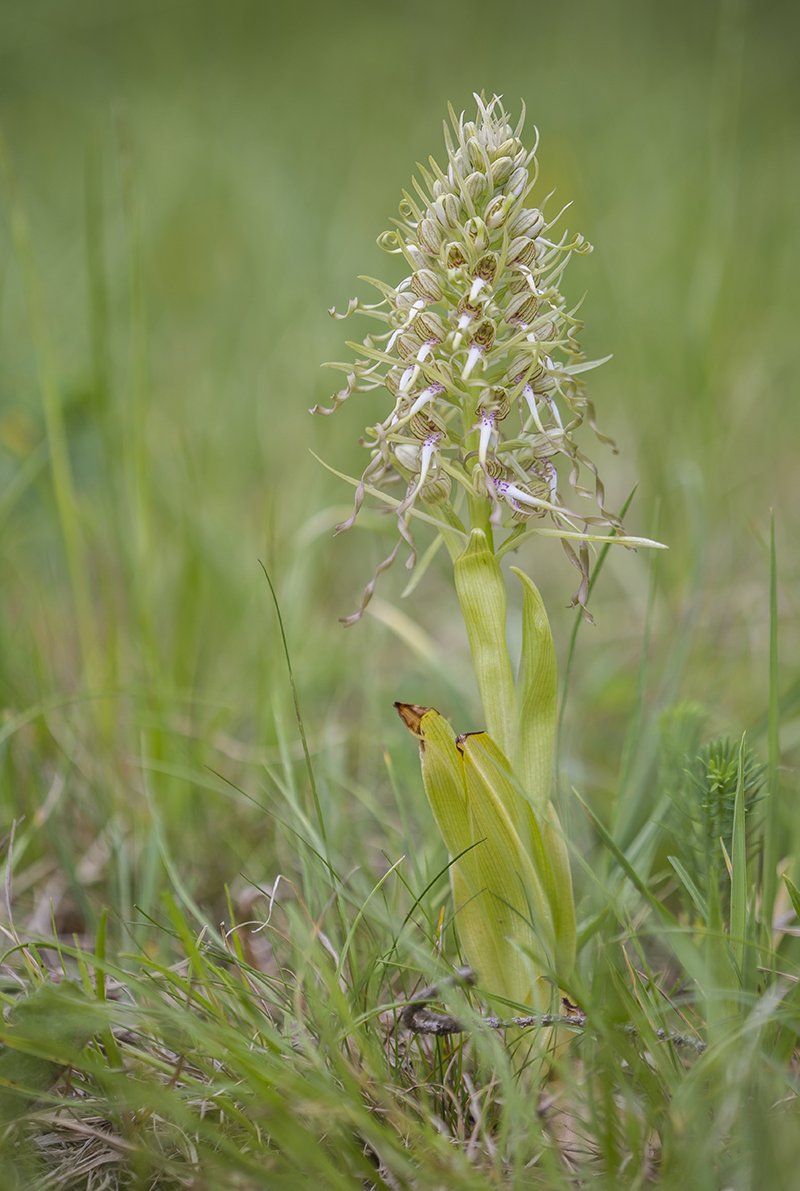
[316,93,631,622]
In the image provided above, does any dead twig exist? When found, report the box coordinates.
[399,967,706,1052]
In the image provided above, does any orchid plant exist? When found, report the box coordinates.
[315,94,664,1013]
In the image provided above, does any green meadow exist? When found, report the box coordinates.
[1,1,799,1186]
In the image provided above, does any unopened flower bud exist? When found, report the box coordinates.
[409,411,444,440]
[532,319,556,342]
[490,155,515,186]
[411,269,443,303]
[462,170,490,204]
[507,166,529,197]
[507,235,540,267]
[466,135,486,170]
[509,207,544,237]
[397,331,424,360]
[506,292,539,326]
[417,217,443,255]
[414,311,446,342]
[498,135,521,156]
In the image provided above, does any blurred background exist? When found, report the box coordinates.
[0,0,797,924]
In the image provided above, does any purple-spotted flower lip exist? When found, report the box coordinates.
[405,382,445,419]
[316,93,665,623]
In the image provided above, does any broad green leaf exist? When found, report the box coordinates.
[453,530,517,761]
[395,703,469,860]
[512,566,575,976]
[459,732,556,1004]
[398,703,575,1004]
[450,864,516,1001]
[459,731,554,940]
[537,808,576,979]
[464,729,574,980]
[399,706,554,1005]
[511,566,556,812]
[397,706,523,999]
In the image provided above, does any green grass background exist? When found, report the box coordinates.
[0,2,799,1183]
[3,0,797,896]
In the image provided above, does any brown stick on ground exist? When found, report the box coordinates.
[399,968,705,1052]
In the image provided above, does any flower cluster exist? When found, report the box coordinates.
[316,94,624,622]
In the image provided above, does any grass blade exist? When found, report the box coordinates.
[762,513,780,938]
[259,560,328,854]
[730,734,748,973]
[558,486,637,740]
[668,855,708,922]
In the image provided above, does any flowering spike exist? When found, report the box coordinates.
[318,95,657,618]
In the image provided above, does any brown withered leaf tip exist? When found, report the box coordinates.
[394,702,431,737]
[455,730,484,753]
